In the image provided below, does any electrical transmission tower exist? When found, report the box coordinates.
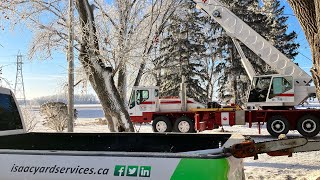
[14,52,26,105]
[0,66,2,87]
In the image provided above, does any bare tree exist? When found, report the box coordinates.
[94,0,182,96]
[287,0,320,98]
[40,102,69,132]
[20,106,38,132]
[131,0,182,87]
[75,0,134,132]
[1,0,178,132]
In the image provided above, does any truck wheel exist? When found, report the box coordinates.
[152,116,172,133]
[174,116,195,133]
[267,115,289,137]
[297,115,320,137]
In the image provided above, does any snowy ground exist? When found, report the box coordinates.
[219,125,320,180]
[31,107,320,180]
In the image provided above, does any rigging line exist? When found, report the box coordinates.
[291,27,304,42]
[298,52,312,62]
[292,36,311,55]
[0,64,12,68]
[295,38,309,47]
[0,55,18,58]
[298,42,311,50]
[0,60,15,63]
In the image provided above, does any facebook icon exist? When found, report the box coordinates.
[114,165,126,176]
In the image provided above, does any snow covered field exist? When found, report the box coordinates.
[31,106,320,180]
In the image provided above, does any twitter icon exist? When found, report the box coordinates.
[126,166,138,177]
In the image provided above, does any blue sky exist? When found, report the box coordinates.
[0,27,72,99]
[0,0,313,100]
[281,2,313,71]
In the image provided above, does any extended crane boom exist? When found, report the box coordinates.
[193,0,312,86]
[193,0,315,108]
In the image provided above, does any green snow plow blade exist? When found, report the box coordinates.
[171,158,231,180]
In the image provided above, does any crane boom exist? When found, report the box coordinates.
[231,38,256,81]
[193,0,312,86]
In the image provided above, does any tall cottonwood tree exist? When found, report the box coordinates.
[75,0,134,132]
[1,0,177,132]
[131,0,182,87]
[287,0,320,99]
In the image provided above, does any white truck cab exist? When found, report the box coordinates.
[128,86,160,117]
[0,87,25,136]
[128,86,205,123]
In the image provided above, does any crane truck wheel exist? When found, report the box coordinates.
[174,116,195,133]
[152,116,172,133]
[297,115,320,137]
[267,115,290,137]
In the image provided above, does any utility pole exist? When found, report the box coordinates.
[67,0,75,132]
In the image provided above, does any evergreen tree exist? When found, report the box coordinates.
[214,0,264,104]
[261,0,299,60]
[156,2,208,103]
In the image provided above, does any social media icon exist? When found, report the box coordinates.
[114,165,126,176]
[126,166,138,176]
[114,165,152,177]
[139,166,151,177]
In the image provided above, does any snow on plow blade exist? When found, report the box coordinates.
[0,133,244,180]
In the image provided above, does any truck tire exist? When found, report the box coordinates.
[297,115,320,137]
[267,115,289,137]
[152,116,172,133]
[174,116,195,133]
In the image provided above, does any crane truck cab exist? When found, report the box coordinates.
[247,74,316,109]
[128,86,160,118]
[247,75,294,108]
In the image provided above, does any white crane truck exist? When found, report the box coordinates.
[129,0,319,138]
[0,86,320,180]
[0,0,320,179]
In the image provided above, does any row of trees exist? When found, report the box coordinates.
[0,0,305,132]
[30,94,99,105]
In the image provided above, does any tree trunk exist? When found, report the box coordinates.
[117,64,127,102]
[229,42,238,104]
[287,0,320,98]
[75,0,134,132]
